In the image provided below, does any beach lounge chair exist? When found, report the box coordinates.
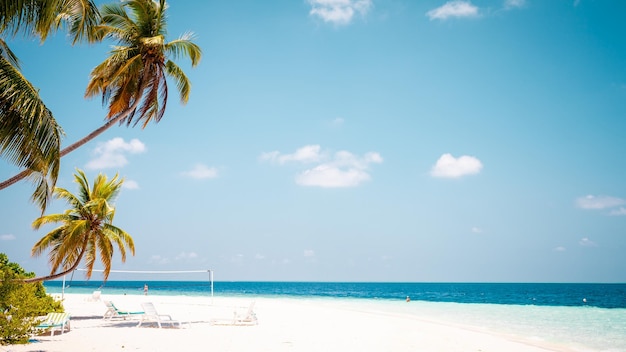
[87,290,102,301]
[35,312,71,336]
[137,302,184,328]
[211,301,258,326]
[103,300,144,320]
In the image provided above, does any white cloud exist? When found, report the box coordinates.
[85,138,146,170]
[296,164,371,187]
[427,1,479,20]
[1,234,15,241]
[181,164,218,179]
[304,249,316,263]
[149,255,171,264]
[331,117,345,127]
[609,207,626,216]
[255,253,266,260]
[308,0,372,25]
[230,254,245,264]
[123,179,139,190]
[260,145,323,165]
[261,146,382,188]
[430,153,483,178]
[176,252,198,261]
[579,237,597,247]
[576,195,625,210]
[471,227,483,234]
[504,0,525,9]
[554,246,566,252]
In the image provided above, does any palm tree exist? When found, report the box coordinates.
[0,0,100,43]
[0,0,101,211]
[0,39,62,212]
[77,0,201,147]
[25,169,135,283]
[0,0,201,205]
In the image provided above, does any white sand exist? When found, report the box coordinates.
[1,293,575,352]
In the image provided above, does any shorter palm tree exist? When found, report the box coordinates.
[25,169,135,283]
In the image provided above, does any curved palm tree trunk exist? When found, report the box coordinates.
[0,99,141,191]
[23,239,89,283]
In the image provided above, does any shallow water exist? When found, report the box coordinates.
[378,300,626,352]
[45,281,626,351]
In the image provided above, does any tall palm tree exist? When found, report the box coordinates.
[77,0,201,148]
[0,0,201,203]
[25,169,134,283]
[0,0,100,211]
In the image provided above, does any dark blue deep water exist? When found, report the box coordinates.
[43,281,626,309]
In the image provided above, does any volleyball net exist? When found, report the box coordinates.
[61,268,214,300]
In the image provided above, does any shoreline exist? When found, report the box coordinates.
[1,293,587,352]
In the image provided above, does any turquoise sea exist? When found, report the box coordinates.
[45,281,626,351]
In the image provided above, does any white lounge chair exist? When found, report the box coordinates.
[103,300,144,320]
[211,301,258,326]
[35,312,71,336]
[137,302,184,328]
[87,290,102,302]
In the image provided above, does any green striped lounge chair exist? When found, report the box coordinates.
[35,312,71,336]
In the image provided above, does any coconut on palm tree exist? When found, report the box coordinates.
[26,169,134,283]
[0,0,100,210]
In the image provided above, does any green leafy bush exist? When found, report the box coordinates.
[0,253,63,345]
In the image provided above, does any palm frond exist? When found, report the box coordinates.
[31,227,65,257]
[0,54,62,210]
[0,38,20,68]
[165,60,191,103]
[165,35,201,67]
[55,0,101,44]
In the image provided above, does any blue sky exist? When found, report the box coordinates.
[1,0,625,282]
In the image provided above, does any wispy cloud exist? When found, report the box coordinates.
[427,1,479,20]
[471,227,483,234]
[579,237,597,247]
[331,117,345,127]
[123,179,139,190]
[609,207,626,216]
[576,195,625,210]
[181,164,218,180]
[554,246,566,252]
[85,138,146,170]
[308,0,372,25]
[430,153,483,178]
[1,234,15,241]
[504,0,525,9]
[261,145,382,188]
[260,145,323,165]
[149,254,171,265]
[304,249,316,263]
[175,252,199,261]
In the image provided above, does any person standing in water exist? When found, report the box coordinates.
[144,284,149,296]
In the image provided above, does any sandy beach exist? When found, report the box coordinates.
[1,293,577,352]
